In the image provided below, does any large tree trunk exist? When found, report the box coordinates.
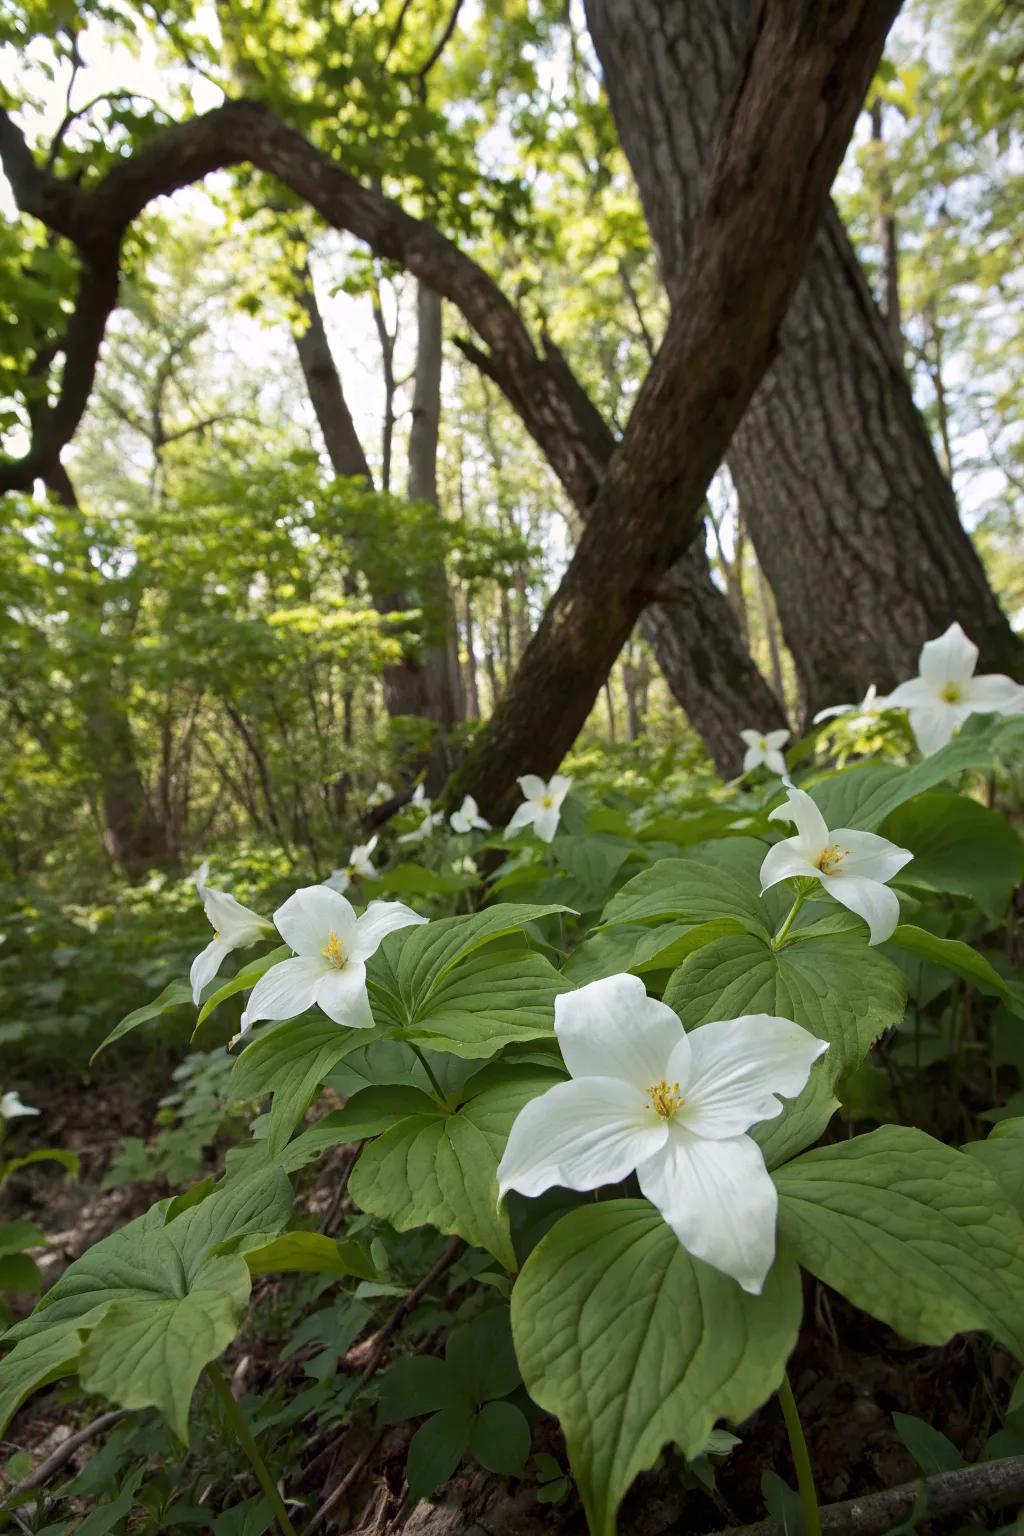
[406,283,465,789]
[585,0,1024,718]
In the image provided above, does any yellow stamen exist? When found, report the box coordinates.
[941,683,962,703]
[816,844,849,875]
[759,738,767,750]
[645,1079,683,1118]
[212,930,221,940]
[322,930,346,967]
[541,794,553,807]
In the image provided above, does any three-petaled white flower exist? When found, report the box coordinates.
[506,774,571,844]
[739,728,790,777]
[325,836,379,893]
[367,780,395,807]
[813,683,888,731]
[761,785,912,944]
[886,622,1023,757]
[450,795,491,835]
[1,1090,39,1120]
[497,974,826,1293]
[239,885,425,1037]
[190,868,273,1005]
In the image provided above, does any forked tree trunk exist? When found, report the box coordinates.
[585,0,1024,718]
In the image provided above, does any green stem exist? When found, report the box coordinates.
[771,889,807,949]
[778,1371,822,1536]
[409,1042,450,1107]
[207,1362,297,1536]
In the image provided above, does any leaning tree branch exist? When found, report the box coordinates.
[444,0,902,817]
[709,1454,1024,1536]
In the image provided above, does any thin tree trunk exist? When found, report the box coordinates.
[463,589,480,720]
[585,0,1024,718]
[870,98,902,349]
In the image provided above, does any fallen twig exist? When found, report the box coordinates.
[3,1410,129,1503]
[708,1454,1024,1536]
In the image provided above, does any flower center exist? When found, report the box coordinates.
[816,844,849,875]
[941,683,962,703]
[322,930,347,968]
[645,1079,683,1118]
[759,738,767,750]
[541,795,553,807]
[212,930,221,940]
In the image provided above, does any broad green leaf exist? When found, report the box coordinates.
[406,1406,474,1500]
[379,1356,466,1421]
[1,1147,79,1181]
[469,1400,530,1476]
[90,979,194,1064]
[806,714,1024,833]
[0,1253,40,1292]
[547,833,636,910]
[599,839,770,939]
[349,1069,560,1268]
[446,1306,521,1403]
[892,1412,966,1475]
[78,1253,250,1442]
[562,920,746,987]
[883,794,1024,917]
[370,945,569,1059]
[512,1201,802,1536]
[885,926,1024,1018]
[0,1329,82,1436]
[229,1015,387,1150]
[193,946,289,1032]
[665,930,906,1166]
[372,903,571,1010]
[962,1120,1024,1218]
[775,1125,1024,1356]
[241,1231,377,1281]
[0,1221,45,1258]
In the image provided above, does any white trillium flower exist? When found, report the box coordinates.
[813,683,888,730]
[739,728,790,777]
[761,785,912,945]
[451,855,479,877]
[497,974,826,1293]
[398,808,445,845]
[1,1090,40,1120]
[325,836,379,893]
[885,622,1023,757]
[506,774,572,844]
[450,795,491,835]
[190,873,273,1005]
[367,780,395,808]
[239,885,425,1037]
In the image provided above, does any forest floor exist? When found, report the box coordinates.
[3,1072,1017,1535]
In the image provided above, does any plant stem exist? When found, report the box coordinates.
[778,1371,822,1536]
[771,889,806,949]
[409,1042,450,1106]
[207,1362,297,1536]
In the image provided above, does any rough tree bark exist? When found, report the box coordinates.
[585,0,1024,717]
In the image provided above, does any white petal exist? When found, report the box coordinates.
[919,621,977,688]
[820,874,900,945]
[518,774,546,802]
[242,956,327,1028]
[764,729,791,749]
[315,960,372,1027]
[885,677,938,709]
[680,1016,828,1139]
[739,729,762,747]
[203,887,266,939]
[190,934,235,1004]
[765,748,788,776]
[830,829,913,883]
[350,900,426,962]
[534,804,561,842]
[323,869,351,894]
[549,775,572,808]
[964,675,1024,714]
[768,786,829,855]
[450,811,470,834]
[742,745,763,772]
[555,974,686,1094]
[907,705,956,756]
[759,838,818,891]
[275,885,358,960]
[637,1128,778,1293]
[1,1092,40,1119]
[506,800,538,835]
[812,701,850,723]
[497,1078,667,1199]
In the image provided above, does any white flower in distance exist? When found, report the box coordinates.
[450,795,491,835]
[506,774,571,844]
[398,808,444,845]
[190,872,273,1005]
[813,683,889,731]
[739,728,790,776]
[1,1090,39,1120]
[367,780,395,807]
[761,785,912,944]
[451,855,479,878]
[325,836,379,894]
[497,974,826,1293]
[239,885,425,1037]
[886,622,1024,756]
